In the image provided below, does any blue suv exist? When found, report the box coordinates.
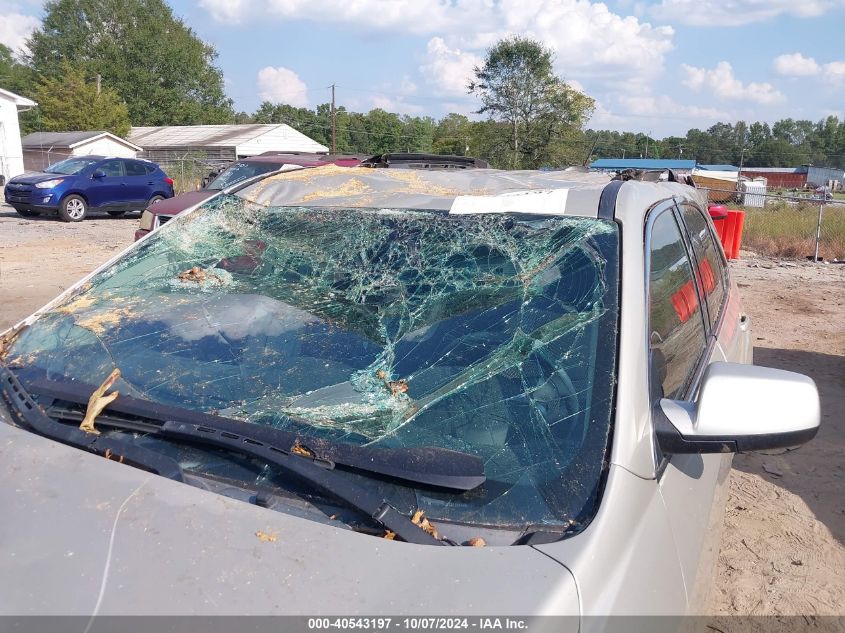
[4,156,174,222]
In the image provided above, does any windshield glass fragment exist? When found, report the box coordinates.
[5,195,619,531]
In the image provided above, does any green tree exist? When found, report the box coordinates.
[0,44,35,96]
[32,63,130,136]
[432,113,472,155]
[468,36,595,168]
[28,0,233,126]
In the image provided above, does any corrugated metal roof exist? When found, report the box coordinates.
[22,131,105,148]
[741,166,808,173]
[589,158,697,170]
[698,164,738,171]
[20,131,141,151]
[128,124,328,154]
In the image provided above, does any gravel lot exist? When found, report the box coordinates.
[1,204,843,615]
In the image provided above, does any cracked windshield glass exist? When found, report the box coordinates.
[5,194,619,532]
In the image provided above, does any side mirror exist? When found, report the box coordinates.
[92,169,106,179]
[656,362,819,454]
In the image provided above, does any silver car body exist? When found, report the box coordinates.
[0,167,762,619]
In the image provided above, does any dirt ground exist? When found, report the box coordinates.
[0,205,843,616]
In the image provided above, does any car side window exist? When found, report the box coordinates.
[99,160,124,177]
[679,204,727,329]
[648,208,708,400]
[124,161,148,177]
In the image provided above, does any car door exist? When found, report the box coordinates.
[122,160,157,209]
[645,202,733,613]
[86,159,128,210]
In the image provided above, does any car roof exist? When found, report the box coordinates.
[236,153,364,166]
[238,165,707,220]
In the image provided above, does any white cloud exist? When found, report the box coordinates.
[256,66,308,107]
[198,0,252,22]
[825,61,845,79]
[774,53,821,76]
[203,0,675,94]
[366,94,425,115]
[681,61,785,104]
[419,37,482,96]
[0,12,40,54]
[616,94,731,120]
[649,0,845,26]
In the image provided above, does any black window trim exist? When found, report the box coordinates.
[644,198,720,478]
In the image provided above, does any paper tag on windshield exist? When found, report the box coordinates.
[449,189,569,215]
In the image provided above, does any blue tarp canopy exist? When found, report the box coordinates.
[698,164,738,171]
[589,158,697,170]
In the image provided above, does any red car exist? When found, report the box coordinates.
[134,153,363,240]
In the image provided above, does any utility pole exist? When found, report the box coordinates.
[736,146,746,190]
[96,74,101,97]
[330,84,337,154]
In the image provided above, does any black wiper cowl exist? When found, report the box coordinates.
[28,377,486,491]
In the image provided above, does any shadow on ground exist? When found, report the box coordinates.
[0,208,142,222]
[733,346,845,546]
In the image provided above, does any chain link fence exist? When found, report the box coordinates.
[153,153,229,195]
[698,187,845,262]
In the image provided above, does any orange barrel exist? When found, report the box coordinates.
[722,212,737,259]
[728,209,745,259]
[709,205,730,255]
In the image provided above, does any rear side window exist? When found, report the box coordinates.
[124,161,148,177]
[98,160,124,177]
[648,209,707,400]
[680,204,726,329]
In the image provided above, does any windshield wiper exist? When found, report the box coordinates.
[27,376,485,491]
[0,366,183,482]
[18,375,453,546]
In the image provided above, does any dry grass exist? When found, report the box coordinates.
[738,202,845,260]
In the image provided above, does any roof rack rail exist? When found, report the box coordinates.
[361,153,489,170]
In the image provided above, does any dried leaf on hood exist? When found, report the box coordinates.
[465,537,486,547]
[177,266,222,284]
[410,509,440,540]
[255,530,278,543]
[291,439,315,458]
[383,530,397,540]
[79,368,121,435]
[0,323,28,359]
[388,379,409,396]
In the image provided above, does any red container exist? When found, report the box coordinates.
[711,208,745,260]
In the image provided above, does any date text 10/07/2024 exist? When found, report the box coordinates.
[307,618,530,631]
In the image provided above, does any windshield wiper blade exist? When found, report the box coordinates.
[155,420,445,545]
[27,377,486,491]
[0,366,183,482]
[3,370,445,545]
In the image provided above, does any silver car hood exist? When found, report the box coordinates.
[0,422,579,616]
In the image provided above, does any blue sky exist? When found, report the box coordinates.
[2,0,844,137]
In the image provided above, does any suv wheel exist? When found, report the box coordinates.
[59,195,87,222]
[147,194,165,209]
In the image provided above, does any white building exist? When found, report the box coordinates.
[0,88,37,183]
[128,124,329,166]
[20,131,142,172]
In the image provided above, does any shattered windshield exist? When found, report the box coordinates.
[4,195,619,532]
